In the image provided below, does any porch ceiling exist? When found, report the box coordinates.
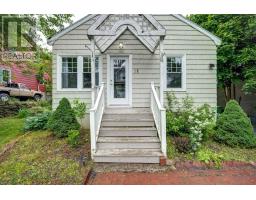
[87,14,166,53]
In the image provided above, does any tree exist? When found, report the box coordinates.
[188,15,256,103]
[0,14,73,92]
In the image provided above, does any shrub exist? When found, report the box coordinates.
[72,99,87,124]
[166,92,216,152]
[197,149,224,168]
[172,136,192,153]
[215,100,256,148]
[47,98,80,138]
[18,108,31,118]
[67,130,80,147]
[24,112,51,132]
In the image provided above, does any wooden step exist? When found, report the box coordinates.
[104,108,151,114]
[94,149,162,163]
[103,114,154,121]
[100,127,158,137]
[101,121,155,127]
[97,136,161,149]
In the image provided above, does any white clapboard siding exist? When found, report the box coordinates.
[51,14,217,112]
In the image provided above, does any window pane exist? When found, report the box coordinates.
[95,72,99,86]
[3,70,10,82]
[83,73,91,88]
[62,73,77,88]
[167,73,182,88]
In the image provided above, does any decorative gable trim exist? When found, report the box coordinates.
[47,14,221,46]
[87,14,166,36]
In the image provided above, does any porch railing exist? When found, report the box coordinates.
[90,82,105,158]
[150,81,166,156]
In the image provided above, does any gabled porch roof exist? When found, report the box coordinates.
[87,14,166,53]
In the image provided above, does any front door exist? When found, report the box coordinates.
[109,56,129,106]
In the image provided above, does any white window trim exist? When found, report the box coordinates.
[106,54,133,108]
[56,54,102,92]
[0,67,12,83]
[164,54,187,92]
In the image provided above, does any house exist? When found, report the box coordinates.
[0,63,46,92]
[47,14,221,163]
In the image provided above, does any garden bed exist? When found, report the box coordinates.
[167,136,256,164]
[0,118,92,184]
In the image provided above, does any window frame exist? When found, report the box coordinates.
[0,67,11,83]
[57,54,102,92]
[61,56,78,89]
[164,54,186,92]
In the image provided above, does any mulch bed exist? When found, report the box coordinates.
[86,161,256,185]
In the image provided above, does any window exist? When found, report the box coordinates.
[166,56,185,90]
[0,68,11,83]
[83,56,91,88]
[62,57,77,88]
[83,56,100,88]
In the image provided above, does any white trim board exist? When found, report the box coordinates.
[106,54,132,108]
[172,14,221,46]
[47,15,97,45]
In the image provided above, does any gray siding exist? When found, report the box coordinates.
[51,14,217,112]
[153,15,217,107]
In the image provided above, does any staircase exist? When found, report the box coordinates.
[94,108,163,163]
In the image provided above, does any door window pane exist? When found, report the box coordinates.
[113,58,126,98]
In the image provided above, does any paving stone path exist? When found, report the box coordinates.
[86,161,256,185]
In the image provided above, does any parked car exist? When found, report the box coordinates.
[0,82,43,101]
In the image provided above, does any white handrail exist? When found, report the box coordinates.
[150,81,166,157]
[90,82,105,158]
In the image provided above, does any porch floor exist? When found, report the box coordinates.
[94,108,163,163]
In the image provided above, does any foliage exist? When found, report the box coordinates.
[67,130,80,148]
[18,108,31,118]
[188,15,256,101]
[172,136,192,153]
[0,117,24,149]
[23,112,51,132]
[47,98,80,138]
[197,148,224,169]
[215,100,256,148]
[243,67,256,94]
[72,99,87,123]
[166,92,215,152]
[0,130,91,184]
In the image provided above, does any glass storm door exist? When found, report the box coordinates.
[110,56,129,105]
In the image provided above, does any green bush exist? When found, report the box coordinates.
[72,99,87,124]
[18,108,31,118]
[67,130,80,147]
[47,98,80,138]
[24,112,51,132]
[215,100,256,148]
[197,149,224,169]
[172,136,192,153]
[166,92,215,152]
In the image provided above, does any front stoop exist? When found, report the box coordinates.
[94,108,163,163]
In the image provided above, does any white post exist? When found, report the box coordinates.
[91,37,96,107]
[90,110,96,159]
[161,109,167,157]
[159,37,165,106]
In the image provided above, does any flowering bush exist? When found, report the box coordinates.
[166,92,215,152]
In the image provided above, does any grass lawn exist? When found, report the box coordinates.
[167,136,256,163]
[0,117,24,149]
[0,117,92,184]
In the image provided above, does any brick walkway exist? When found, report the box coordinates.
[86,162,256,185]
